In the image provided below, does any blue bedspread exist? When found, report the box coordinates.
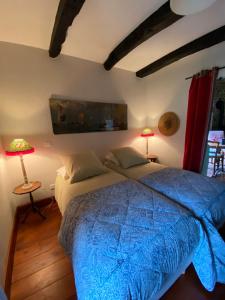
[140,167,225,291]
[59,180,201,299]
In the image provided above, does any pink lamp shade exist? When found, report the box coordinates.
[5,139,34,156]
[141,128,154,137]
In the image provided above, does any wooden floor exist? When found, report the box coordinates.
[10,203,76,300]
[10,203,225,300]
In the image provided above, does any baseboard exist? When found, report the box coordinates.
[4,197,54,299]
[4,211,19,298]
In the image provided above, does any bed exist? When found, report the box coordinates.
[55,168,125,215]
[55,150,204,300]
[104,159,167,181]
[105,147,225,291]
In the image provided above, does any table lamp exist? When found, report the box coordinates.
[5,138,34,189]
[141,128,154,157]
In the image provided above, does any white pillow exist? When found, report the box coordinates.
[64,151,108,183]
[56,166,69,179]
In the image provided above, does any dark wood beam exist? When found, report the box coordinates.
[136,25,225,78]
[103,1,183,70]
[49,0,85,58]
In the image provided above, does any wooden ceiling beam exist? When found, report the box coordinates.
[49,0,85,58]
[136,25,225,78]
[103,1,183,71]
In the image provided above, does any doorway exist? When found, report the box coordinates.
[202,78,225,177]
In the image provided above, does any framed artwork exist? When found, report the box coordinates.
[49,98,127,134]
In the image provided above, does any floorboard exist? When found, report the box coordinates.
[10,202,225,299]
[24,273,76,300]
[11,258,72,300]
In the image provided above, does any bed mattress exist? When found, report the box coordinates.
[55,169,125,215]
[105,161,166,179]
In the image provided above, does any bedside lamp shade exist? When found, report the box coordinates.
[6,139,34,189]
[5,139,34,156]
[141,128,154,157]
[141,128,154,137]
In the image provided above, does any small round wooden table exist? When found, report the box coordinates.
[13,181,46,223]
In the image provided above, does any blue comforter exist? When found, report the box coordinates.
[140,167,225,291]
[59,180,202,299]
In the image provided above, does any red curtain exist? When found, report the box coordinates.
[183,69,218,173]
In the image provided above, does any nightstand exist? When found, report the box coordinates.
[147,155,158,163]
[13,181,46,223]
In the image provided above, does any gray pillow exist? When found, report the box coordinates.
[105,152,120,166]
[64,151,108,183]
[112,147,148,169]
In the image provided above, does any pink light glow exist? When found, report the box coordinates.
[141,133,154,137]
[5,148,35,156]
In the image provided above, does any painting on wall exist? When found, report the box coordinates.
[49,98,127,134]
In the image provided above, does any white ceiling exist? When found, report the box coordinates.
[0,0,225,72]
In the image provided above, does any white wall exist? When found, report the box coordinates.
[0,138,14,287]
[1,39,225,287]
[0,42,147,207]
[1,40,225,204]
[144,42,225,167]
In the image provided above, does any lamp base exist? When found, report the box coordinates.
[21,182,33,189]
